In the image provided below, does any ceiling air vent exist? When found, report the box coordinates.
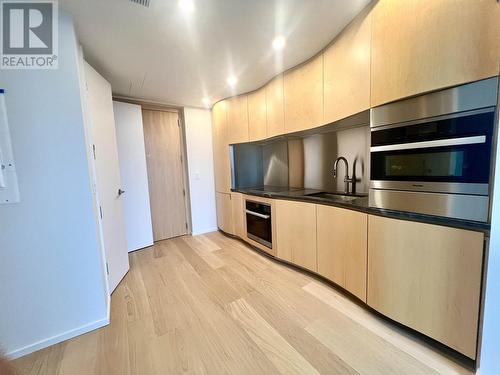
[130,0,150,7]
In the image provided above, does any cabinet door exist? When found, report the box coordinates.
[367,215,484,359]
[231,192,245,238]
[317,206,368,301]
[266,74,285,138]
[324,8,371,124]
[284,54,324,133]
[371,0,500,107]
[227,95,249,144]
[216,192,234,234]
[275,200,317,271]
[212,101,231,193]
[248,88,267,141]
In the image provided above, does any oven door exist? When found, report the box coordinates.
[370,109,494,195]
[246,201,272,249]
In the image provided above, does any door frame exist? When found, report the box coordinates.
[113,96,193,236]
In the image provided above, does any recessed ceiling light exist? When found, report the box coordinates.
[227,75,238,87]
[178,0,194,13]
[202,97,210,107]
[272,35,286,50]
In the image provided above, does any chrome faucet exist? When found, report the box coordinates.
[333,157,354,194]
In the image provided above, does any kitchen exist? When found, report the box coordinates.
[1,0,500,374]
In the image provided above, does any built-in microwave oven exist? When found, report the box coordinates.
[369,77,498,222]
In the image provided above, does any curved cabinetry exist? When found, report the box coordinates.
[218,194,485,360]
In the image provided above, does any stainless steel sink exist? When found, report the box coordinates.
[303,192,365,202]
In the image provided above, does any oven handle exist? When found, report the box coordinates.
[370,135,486,152]
[245,209,271,219]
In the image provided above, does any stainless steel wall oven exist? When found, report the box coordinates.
[246,200,272,248]
[369,77,498,222]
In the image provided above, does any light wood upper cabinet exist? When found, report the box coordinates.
[275,200,317,271]
[266,74,285,138]
[216,192,234,234]
[367,215,484,359]
[371,0,500,107]
[324,8,371,124]
[227,95,249,144]
[284,54,324,133]
[247,88,267,141]
[317,206,368,302]
[212,101,231,193]
[231,192,245,238]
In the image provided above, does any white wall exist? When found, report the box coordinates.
[479,104,500,374]
[183,107,217,235]
[0,12,108,358]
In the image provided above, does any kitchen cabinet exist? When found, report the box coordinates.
[212,100,231,193]
[266,74,285,138]
[371,0,500,107]
[231,192,245,238]
[367,215,484,359]
[323,7,371,124]
[248,88,267,141]
[275,200,317,271]
[216,192,234,234]
[227,95,249,144]
[284,54,324,133]
[317,206,368,302]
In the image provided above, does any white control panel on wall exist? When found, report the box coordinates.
[0,89,20,204]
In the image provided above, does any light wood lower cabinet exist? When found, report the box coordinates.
[215,192,233,234]
[231,192,245,238]
[367,215,484,359]
[317,206,368,301]
[275,200,317,272]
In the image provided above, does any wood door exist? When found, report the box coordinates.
[227,95,249,144]
[284,54,324,133]
[323,7,371,124]
[275,200,317,271]
[113,101,154,252]
[317,206,368,301]
[84,62,129,293]
[143,109,188,241]
[216,192,233,234]
[367,215,484,358]
[266,74,285,138]
[247,88,267,141]
[371,0,500,107]
[212,101,231,193]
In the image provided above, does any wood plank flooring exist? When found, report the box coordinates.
[13,232,474,375]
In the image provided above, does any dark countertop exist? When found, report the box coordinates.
[233,187,491,234]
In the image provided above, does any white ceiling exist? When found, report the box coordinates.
[61,0,371,108]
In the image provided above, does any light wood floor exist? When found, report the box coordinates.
[14,232,474,375]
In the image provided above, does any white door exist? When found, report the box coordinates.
[84,63,129,293]
[113,101,154,252]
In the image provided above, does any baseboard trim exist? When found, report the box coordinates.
[192,227,218,236]
[6,313,110,360]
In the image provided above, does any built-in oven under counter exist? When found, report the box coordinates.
[245,200,272,249]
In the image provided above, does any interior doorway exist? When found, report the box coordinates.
[142,108,190,241]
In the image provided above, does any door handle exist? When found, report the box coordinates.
[245,209,270,219]
[118,189,125,196]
